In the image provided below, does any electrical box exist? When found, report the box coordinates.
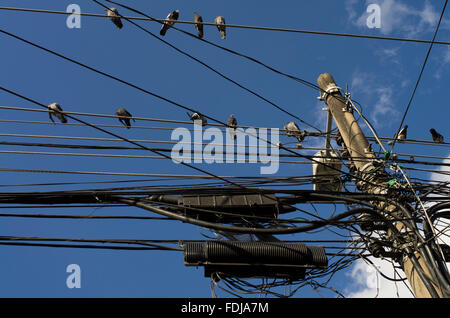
[312,150,342,192]
[179,193,296,222]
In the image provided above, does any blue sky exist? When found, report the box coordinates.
[0,0,449,298]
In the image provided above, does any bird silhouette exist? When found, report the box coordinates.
[227,114,237,140]
[215,16,226,39]
[187,111,207,126]
[194,12,204,38]
[388,125,408,145]
[48,103,67,124]
[115,108,135,129]
[430,128,444,143]
[283,121,306,142]
[106,8,123,29]
[160,10,179,36]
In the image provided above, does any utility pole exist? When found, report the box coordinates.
[317,72,444,298]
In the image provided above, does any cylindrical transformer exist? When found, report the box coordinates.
[184,241,328,279]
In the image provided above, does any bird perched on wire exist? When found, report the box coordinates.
[160,10,179,36]
[193,12,204,38]
[106,8,123,29]
[48,103,67,124]
[283,121,306,142]
[215,16,226,39]
[387,125,408,145]
[115,108,135,129]
[430,128,444,143]
[227,114,237,140]
[187,111,207,126]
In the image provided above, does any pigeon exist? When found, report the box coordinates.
[283,121,306,142]
[160,10,179,36]
[106,8,123,29]
[388,125,408,145]
[115,108,135,129]
[48,103,67,124]
[193,12,204,38]
[227,114,237,140]
[187,111,207,126]
[430,128,444,143]
[215,16,226,39]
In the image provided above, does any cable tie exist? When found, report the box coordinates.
[388,179,397,187]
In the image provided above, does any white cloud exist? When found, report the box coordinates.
[428,154,450,268]
[350,71,399,127]
[433,43,450,79]
[346,0,440,36]
[375,46,401,65]
[345,257,414,298]
[430,154,450,183]
[345,0,359,22]
[444,47,450,64]
[377,47,399,58]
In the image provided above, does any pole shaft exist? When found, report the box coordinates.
[317,73,440,298]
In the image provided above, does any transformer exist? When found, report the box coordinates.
[312,150,342,192]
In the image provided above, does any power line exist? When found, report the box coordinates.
[0,105,314,137]
[0,105,289,130]
[1,127,449,150]
[91,0,321,132]
[1,5,450,46]
[0,167,321,180]
[0,85,253,191]
[0,28,225,126]
[390,0,448,150]
[2,3,449,298]
[0,26,406,190]
[0,212,171,220]
[0,28,327,161]
[1,143,449,168]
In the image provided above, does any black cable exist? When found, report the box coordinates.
[99,0,321,132]
[0,241,182,251]
[0,212,171,220]
[0,85,249,190]
[117,197,395,235]
[0,27,372,190]
[4,6,450,46]
[390,0,448,150]
[0,82,389,226]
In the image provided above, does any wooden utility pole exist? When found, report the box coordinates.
[317,72,443,298]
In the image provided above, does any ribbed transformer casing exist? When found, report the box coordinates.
[184,241,328,268]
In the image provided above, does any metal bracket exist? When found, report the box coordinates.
[317,85,341,101]
[342,84,353,113]
[360,162,375,173]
